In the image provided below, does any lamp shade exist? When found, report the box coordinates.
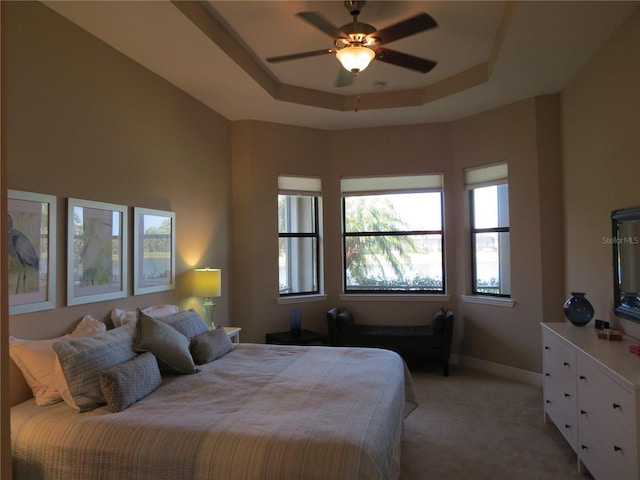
[336,46,375,73]
[193,268,221,298]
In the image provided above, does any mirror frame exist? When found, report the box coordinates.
[612,206,640,323]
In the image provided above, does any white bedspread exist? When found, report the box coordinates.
[12,343,417,480]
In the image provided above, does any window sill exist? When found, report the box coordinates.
[277,294,328,305]
[339,294,450,302]
[461,295,515,308]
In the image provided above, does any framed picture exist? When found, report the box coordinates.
[133,207,175,295]
[7,190,57,315]
[67,199,128,306]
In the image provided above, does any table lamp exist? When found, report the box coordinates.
[193,268,221,329]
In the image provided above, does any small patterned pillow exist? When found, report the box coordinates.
[99,352,162,412]
[190,326,233,365]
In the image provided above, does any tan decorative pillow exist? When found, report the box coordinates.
[99,352,162,412]
[190,326,233,365]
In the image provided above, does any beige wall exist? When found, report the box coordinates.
[231,121,330,343]
[232,102,563,374]
[4,2,231,401]
[562,7,640,337]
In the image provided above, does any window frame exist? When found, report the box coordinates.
[465,163,510,298]
[340,174,445,295]
[278,176,322,298]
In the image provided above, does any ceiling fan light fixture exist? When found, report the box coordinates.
[336,45,375,73]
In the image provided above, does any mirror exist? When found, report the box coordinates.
[612,206,640,322]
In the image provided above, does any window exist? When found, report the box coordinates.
[465,163,510,296]
[341,174,444,293]
[278,176,322,296]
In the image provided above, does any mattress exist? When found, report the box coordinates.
[12,343,417,480]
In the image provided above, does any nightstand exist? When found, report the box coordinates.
[265,329,328,346]
[224,326,241,343]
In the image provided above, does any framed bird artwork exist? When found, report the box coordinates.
[67,198,128,306]
[7,190,57,315]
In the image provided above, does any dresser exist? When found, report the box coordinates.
[542,322,640,480]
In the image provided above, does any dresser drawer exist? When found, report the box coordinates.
[577,355,635,436]
[543,329,577,383]
[578,394,636,480]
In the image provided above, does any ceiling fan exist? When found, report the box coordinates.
[266,1,438,87]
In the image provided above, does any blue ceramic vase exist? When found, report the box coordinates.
[563,292,594,326]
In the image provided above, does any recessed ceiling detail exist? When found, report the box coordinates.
[42,1,638,130]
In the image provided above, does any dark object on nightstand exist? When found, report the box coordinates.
[265,329,328,346]
[326,308,454,376]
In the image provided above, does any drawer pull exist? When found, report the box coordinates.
[563,362,570,367]
[581,445,588,451]
[579,375,586,381]
[614,446,622,453]
[564,393,571,398]
[580,410,587,416]
[545,346,550,350]
[545,373,550,377]
[564,424,571,430]
[613,403,621,410]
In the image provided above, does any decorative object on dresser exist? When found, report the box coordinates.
[541,322,640,480]
[563,292,594,326]
[193,267,222,329]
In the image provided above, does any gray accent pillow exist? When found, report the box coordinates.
[190,326,233,365]
[99,352,162,412]
[134,311,198,374]
[53,322,137,412]
[157,309,209,338]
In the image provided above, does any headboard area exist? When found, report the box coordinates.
[9,301,187,407]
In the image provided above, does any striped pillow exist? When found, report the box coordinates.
[53,322,137,412]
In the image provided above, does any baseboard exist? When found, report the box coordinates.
[456,355,543,387]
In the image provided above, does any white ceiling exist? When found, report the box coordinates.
[43,0,637,131]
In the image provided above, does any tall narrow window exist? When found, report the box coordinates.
[278,176,322,296]
[465,163,510,296]
[341,174,444,294]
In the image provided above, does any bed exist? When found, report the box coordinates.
[12,335,417,480]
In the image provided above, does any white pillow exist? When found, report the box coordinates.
[110,304,179,327]
[9,315,106,406]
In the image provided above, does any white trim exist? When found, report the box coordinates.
[461,294,515,307]
[277,294,328,304]
[339,294,450,302]
[457,355,542,387]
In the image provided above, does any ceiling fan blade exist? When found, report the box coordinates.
[334,68,355,88]
[374,48,437,73]
[370,13,437,45]
[267,48,336,64]
[296,12,345,38]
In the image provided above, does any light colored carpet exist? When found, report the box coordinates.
[400,365,592,480]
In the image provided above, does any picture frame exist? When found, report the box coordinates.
[7,190,57,315]
[133,207,176,295]
[67,198,128,306]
